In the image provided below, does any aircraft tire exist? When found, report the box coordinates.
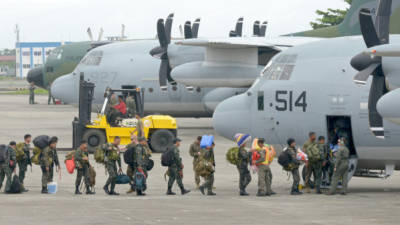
[149,129,175,153]
[83,129,106,153]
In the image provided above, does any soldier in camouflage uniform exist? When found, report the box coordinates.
[126,135,138,194]
[235,134,252,196]
[74,140,95,195]
[40,137,60,194]
[17,134,32,192]
[189,136,202,188]
[0,142,16,193]
[199,143,216,196]
[254,139,273,197]
[327,137,350,195]
[29,82,36,105]
[167,138,190,195]
[103,137,122,195]
[133,137,151,195]
[126,94,136,117]
[287,138,303,195]
[302,132,317,193]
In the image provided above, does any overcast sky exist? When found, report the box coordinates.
[1,0,348,49]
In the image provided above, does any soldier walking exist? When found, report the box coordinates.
[40,137,60,194]
[189,136,202,188]
[254,138,272,197]
[17,134,32,192]
[199,143,216,196]
[0,143,16,193]
[133,137,151,196]
[74,140,95,195]
[103,137,122,195]
[302,132,317,193]
[286,138,303,195]
[29,82,36,105]
[126,135,138,194]
[235,133,252,196]
[327,137,350,195]
[166,138,190,195]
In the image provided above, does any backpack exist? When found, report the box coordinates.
[307,143,322,162]
[9,175,22,194]
[195,156,214,177]
[15,143,26,162]
[161,148,174,167]
[31,147,42,165]
[89,166,96,188]
[0,145,8,163]
[278,148,295,171]
[33,135,50,149]
[94,147,105,164]
[123,146,135,166]
[226,147,240,165]
[134,172,146,194]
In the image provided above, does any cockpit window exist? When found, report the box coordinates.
[262,54,297,80]
[81,50,103,66]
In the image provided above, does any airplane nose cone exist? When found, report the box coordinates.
[27,67,44,87]
[51,74,78,104]
[212,94,251,140]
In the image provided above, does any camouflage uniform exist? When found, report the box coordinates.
[329,146,350,194]
[308,143,324,193]
[167,146,185,192]
[255,148,272,196]
[189,141,201,186]
[199,148,215,195]
[104,143,121,194]
[303,139,315,191]
[29,85,35,104]
[126,143,137,184]
[74,148,90,189]
[17,142,31,188]
[286,146,301,194]
[237,146,251,194]
[40,146,59,189]
[0,147,16,192]
[126,96,136,117]
[134,143,150,191]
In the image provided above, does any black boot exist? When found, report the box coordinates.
[199,185,205,195]
[181,188,190,195]
[207,187,216,196]
[86,186,95,195]
[240,189,249,196]
[41,187,48,194]
[75,185,82,195]
[109,182,119,195]
[103,185,109,194]
[166,188,176,195]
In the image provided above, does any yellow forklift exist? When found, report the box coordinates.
[72,74,177,152]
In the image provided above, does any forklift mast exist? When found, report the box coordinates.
[72,73,95,149]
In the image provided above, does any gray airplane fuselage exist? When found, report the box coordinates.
[51,40,246,117]
[213,35,400,171]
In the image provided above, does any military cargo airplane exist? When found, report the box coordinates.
[213,0,400,182]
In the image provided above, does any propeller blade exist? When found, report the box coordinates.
[353,62,380,85]
[97,28,104,42]
[368,73,388,138]
[184,21,193,39]
[260,21,268,37]
[121,24,126,40]
[159,59,169,91]
[165,13,174,44]
[235,17,244,37]
[192,18,201,38]
[87,28,94,42]
[157,19,168,47]
[359,8,381,48]
[375,0,392,45]
[253,21,260,36]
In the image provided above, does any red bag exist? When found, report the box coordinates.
[252,151,261,165]
[65,158,75,174]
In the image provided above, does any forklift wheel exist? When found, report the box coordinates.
[149,129,175,153]
[83,129,106,153]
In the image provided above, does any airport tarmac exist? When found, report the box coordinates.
[0,95,400,225]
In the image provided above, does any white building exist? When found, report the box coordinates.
[15,42,66,78]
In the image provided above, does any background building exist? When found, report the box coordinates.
[0,55,16,76]
[15,42,64,78]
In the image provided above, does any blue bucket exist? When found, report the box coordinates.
[47,182,58,194]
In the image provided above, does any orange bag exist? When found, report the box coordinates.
[65,157,75,174]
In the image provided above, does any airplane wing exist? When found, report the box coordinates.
[171,37,321,88]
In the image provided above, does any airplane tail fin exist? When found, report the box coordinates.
[288,0,400,38]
